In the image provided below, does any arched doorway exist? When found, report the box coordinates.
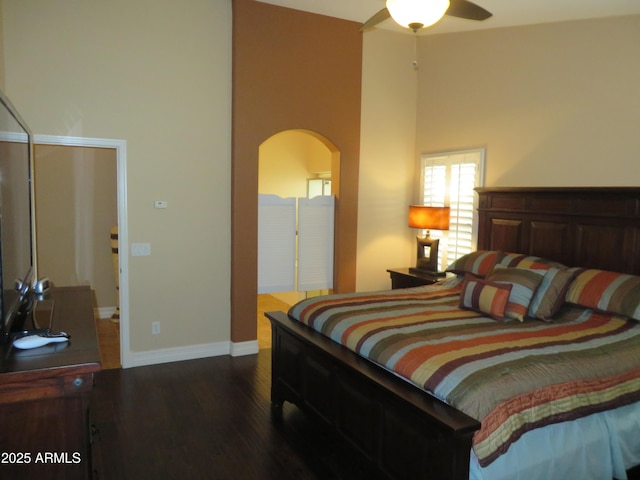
[256,129,339,348]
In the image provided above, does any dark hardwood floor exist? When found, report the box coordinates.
[92,349,387,480]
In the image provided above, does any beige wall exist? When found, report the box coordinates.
[0,0,4,90]
[34,144,117,310]
[356,14,640,292]
[259,130,331,198]
[356,29,419,292]
[2,0,232,357]
[416,15,640,186]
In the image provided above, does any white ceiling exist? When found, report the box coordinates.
[255,0,640,35]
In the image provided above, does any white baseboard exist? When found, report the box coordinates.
[121,339,259,368]
[230,340,259,357]
[95,306,117,319]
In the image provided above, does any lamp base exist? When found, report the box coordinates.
[415,235,440,273]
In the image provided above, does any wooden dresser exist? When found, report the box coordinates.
[0,286,101,479]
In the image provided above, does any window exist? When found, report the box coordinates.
[419,149,485,270]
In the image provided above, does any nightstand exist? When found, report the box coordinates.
[387,268,441,289]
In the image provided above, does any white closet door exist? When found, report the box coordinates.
[257,194,296,293]
[297,196,334,291]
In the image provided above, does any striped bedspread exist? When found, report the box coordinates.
[288,280,640,467]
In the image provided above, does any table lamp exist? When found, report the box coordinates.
[408,205,450,275]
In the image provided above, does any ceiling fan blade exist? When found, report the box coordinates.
[360,7,391,32]
[446,0,492,21]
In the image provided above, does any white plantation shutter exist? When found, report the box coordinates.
[420,149,485,270]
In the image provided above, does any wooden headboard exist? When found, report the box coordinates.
[476,187,640,275]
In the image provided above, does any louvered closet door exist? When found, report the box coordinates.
[257,194,296,293]
[297,196,334,291]
[258,194,334,294]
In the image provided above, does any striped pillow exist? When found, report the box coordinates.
[499,253,567,271]
[486,265,545,322]
[565,269,640,320]
[459,277,512,321]
[446,251,504,278]
[528,267,575,321]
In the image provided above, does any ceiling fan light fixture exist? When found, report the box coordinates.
[386,0,450,31]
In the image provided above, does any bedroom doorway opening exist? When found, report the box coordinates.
[257,129,338,348]
[33,134,128,368]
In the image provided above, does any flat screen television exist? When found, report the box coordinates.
[0,89,40,343]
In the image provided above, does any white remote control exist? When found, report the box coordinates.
[13,333,70,350]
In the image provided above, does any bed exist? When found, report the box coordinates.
[266,187,640,480]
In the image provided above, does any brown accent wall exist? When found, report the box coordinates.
[231,0,363,342]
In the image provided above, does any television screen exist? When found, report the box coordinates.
[0,90,35,338]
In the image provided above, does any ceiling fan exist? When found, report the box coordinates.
[362,0,492,33]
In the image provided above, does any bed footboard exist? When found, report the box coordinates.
[267,311,480,480]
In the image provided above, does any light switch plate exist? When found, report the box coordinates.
[131,243,151,256]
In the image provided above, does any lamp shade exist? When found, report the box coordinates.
[408,205,450,230]
[386,0,450,30]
